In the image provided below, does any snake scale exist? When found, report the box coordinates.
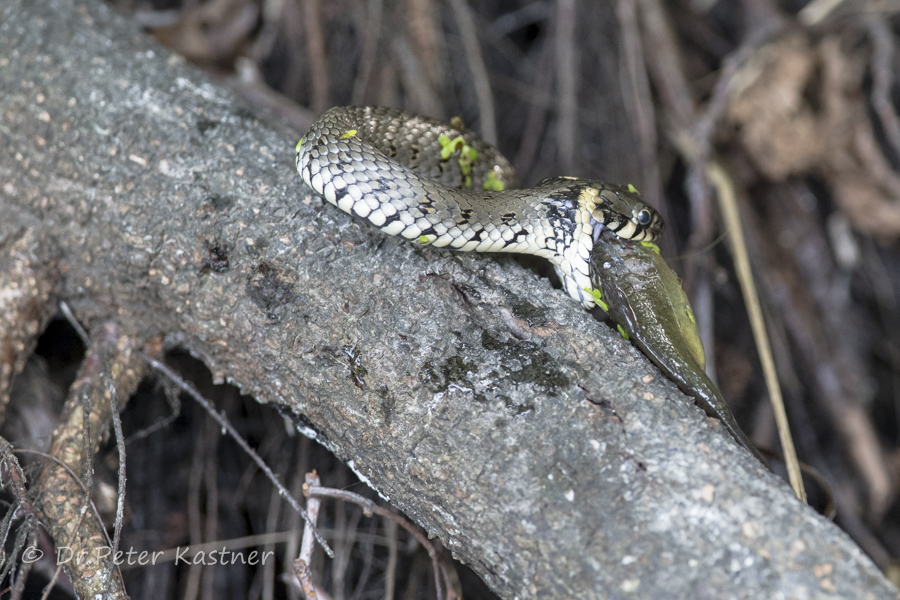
[295,106,664,308]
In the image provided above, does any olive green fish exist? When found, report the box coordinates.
[589,230,768,467]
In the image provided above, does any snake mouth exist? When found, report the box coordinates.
[583,183,664,242]
[599,213,664,242]
[590,212,651,243]
[591,220,606,243]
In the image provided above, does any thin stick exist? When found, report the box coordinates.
[302,0,331,112]
[615,0,664,214]
[59,300,90,346]
[0,438,38,600]
[511,40,553,175]
[140,353,334,557]
[553,0,577,172]
[383,519,398,600]
[306,485,445,600]
[105,376,128,600]
[351,0,384,104]
[866,18,900,164]
[294,471,322,600]
[707,162,806,502]
[447,0,496,145]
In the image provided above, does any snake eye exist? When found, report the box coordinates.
[636,208,653,226]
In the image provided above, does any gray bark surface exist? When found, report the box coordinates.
[0,0,896,598]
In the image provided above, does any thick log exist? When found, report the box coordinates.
[0,1,895,597]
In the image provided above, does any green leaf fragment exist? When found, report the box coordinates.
[627,183,638,194]
[584,287,609,312]
[339,129,358,139]
[483,170,505,191]
[418,235,431,244]
[616,324,630,340]
[295,138,305,152]
[438,134,458,159]
[438,134,477,188]
[460,146,477,165]
[640,241,661,254]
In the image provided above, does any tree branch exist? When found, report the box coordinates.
[0,0,895,597]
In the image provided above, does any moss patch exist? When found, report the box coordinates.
[481,331,569,392]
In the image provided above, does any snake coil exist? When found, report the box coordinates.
[296,106,664,308]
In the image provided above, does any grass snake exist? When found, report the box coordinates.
[295,106,664,308]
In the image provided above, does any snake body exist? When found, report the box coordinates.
[295,106,664,308]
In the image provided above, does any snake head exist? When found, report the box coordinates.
[591,183,665,242]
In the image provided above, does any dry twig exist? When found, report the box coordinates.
[447,0,496,144]
[305,483,453,600]
[0,437,40,600]
[553,0,577,172]
[302,0,331,113]
[293,471,323,600]
[140,353,333,558]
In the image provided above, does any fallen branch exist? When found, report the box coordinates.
[0,0,895,597]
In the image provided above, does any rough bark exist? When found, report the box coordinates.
[0,0,896,598]
[0,227,61,420]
